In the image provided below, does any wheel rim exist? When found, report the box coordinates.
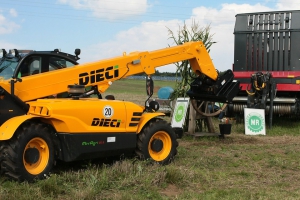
[148,131,171,161]
[191,100,227,117]
[23,137,49,175]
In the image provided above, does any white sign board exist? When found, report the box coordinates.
[244,108,266,135]
[171,98,190,128]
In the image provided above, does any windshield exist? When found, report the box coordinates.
[0,58,18,80]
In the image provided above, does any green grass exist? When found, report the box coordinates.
[1,79,300,200]
[106,79,176,94]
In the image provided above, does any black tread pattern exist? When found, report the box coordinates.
[0,122,55,182]
[136,118,178,165]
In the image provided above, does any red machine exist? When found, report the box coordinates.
[230,10,300,127]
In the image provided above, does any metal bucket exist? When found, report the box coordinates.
[219,124,232,135]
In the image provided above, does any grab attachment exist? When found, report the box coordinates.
[186,70,240,103]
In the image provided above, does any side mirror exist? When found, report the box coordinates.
[146,75,153,96]
[75,49,81,56]
[75,49,81,60]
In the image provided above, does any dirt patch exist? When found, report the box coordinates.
[153,86,160,94]
[160,184,181,198]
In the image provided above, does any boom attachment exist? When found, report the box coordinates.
[187,69,240,103]
[2,41,239,103]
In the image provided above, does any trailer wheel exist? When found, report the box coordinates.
[136,119,178,165]
[191,100,227,117]
[0,122,55,182]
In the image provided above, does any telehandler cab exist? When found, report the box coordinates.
[0,41,240,181]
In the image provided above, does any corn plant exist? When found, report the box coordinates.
[167,20,216,100]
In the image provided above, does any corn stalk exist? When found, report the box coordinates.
[167,20,216,100]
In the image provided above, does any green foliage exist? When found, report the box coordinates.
[167,20,216,100]
[165,165,184,184]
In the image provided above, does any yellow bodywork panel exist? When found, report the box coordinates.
[0,98,164,139]
[0,115,36,140]
[26,98,164,134]
[0,41,217,102]
[135,113,165,133]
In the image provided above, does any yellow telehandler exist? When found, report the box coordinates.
[0,41,239,181]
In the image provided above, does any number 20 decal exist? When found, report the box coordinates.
[103,106,114,118]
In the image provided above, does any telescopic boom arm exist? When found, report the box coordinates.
[11,41,219,102]
[9,41,239,102]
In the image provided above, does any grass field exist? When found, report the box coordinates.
[103,78,177,105]
[1,79,300,200]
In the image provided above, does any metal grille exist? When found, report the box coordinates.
[234,10,300,72]
[129,112,142,127]
[245,32,290,71]
[247,12,291,71]
[248,12,291,31]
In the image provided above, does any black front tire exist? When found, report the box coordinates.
[136,118,178,165]
[0,122,55,182]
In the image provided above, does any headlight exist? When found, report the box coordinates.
[0,49,7,58]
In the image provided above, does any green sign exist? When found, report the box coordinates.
[174,103,185,122]
[244,108,266,135]
[171,98,190,128]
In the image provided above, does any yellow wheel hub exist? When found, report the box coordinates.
[148,131,171,161]
[23,137,49,175]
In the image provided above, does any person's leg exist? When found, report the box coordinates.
[218,111,224,119]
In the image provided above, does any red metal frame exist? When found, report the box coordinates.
[234,71,300,92]
[234,71,300,78]
[239,83,300,91]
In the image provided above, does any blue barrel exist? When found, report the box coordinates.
[157,87,174,99]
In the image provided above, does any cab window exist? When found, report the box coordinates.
[29,56,41,75]
[49,56,75,71]
[19,56,42,77]
[19,55,76,77]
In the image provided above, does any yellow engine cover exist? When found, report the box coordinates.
[27,98,164,134]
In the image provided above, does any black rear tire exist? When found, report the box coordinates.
[0,122,55,182]
[136,118,178,165]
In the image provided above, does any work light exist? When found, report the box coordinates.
[0,49,7,58]
[9,49,19,57]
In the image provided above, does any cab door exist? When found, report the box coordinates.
[14,54,78,101]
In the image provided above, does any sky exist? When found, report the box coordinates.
[0,0,299,72]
